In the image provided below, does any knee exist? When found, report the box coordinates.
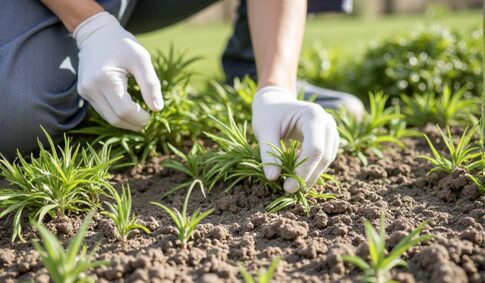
[0,92,87,161]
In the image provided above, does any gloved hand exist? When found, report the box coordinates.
[73,12,163,131]
[252,86,340,193]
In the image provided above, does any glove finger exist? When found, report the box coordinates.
[128,51,163,112]
[88,94,143,132]
[305,130,339,187]
[102,74,150,127]
[284,123,326,193]
[258,132,282,181]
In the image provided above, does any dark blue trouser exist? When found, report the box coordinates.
[0,0,350,160]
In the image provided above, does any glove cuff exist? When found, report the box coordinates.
[254,86,297,102]
[73,12,119,48]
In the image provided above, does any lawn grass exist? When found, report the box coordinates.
[136,10,481,84]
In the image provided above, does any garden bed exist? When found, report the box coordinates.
[0,125,483,283]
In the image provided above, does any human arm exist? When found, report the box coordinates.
[40,0,163,131]
[248,0,340,193]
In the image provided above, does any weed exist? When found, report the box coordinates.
[0,130,117,242]
[420,125,482,174]
[401,86,479,127]
[239,257,281,283]
[151,180,214,248]
[161,143,210,198]
[73,48,202,164]
[206,108,336,213]
[33,211,109,283]
[332,92,404,166]
[343,213,432,283]
[103,185,150,241]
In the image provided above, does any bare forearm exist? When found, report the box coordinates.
[247,0,307,93]
[41,0,103,32]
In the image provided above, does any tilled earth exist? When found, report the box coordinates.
[0,126,484,283]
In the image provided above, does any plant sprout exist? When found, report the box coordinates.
[73,48,202,164]
[162,143,210,198]
[239,257,281,283]
[205,108,336,213]
[33,211,109,283]
[332,92,404,166]
[103,185,150,241]
[420,125,481,174]
[343,213,432,283]
[0,129,117,242]
[151,180,214,248]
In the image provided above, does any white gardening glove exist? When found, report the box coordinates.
[252,86,340,193]
[73,12,163,131]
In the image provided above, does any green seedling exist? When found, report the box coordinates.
[103,185,150,241]
[401,86,479,127]
[73,48,202,164]
[343,213,432,283]
[33,211,109,283]
[0,129,117,242]
[239,257,281,283]
[332,92,404,166]
[162,143,210,198]
[265,141,336,214]
[151,180,214,248]
[206,108,336,213]
[420,125,482,174]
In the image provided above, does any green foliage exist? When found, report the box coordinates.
[102,185,150,241]
[343,213,432,283]
[0,130,117,242]
[73,48,202,164]
[300,25,482,100]
[401,85,480,127]
[33,211,109,283]
[161,143,210,198]
[265,142,336,214]
[420,126,482,174]
[332,92,404,166]
[151,180,214,248]
[356,25,482,98]
[205,108,336,213]
[239,257,281,283]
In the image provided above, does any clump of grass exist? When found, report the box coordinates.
[239,257,281,283]
[102,185,150,241]
[151,180,214,248]
[161,143,210,198]
[343,213,432,283]
[0,130,117,242]
[73,47,202,164]
[265,141,336,214]
[33,211,109,283]
[401,85,480,127]
[205,108,336,213]
[420,125,482,174]
[332,92,404,166]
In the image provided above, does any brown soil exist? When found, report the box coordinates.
[0,131,484,283]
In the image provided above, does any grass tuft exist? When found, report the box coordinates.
[343,213,432,283]
[0,129,117,242]
[33,211,109,283]
[239,257,281,283]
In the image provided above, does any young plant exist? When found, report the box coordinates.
[0,130,117,242]
[401,86,479,127]
[343,213,432,283]
[239,257,281,283]
[332,92,404,166]
[265,141,336,214]
[151,180,214,248]
[33,211,109,283]
[102,185,150,241]
[420,125,482,174]
[162,143,210,198]
[206,108,336,213]
[73,48,202,164]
